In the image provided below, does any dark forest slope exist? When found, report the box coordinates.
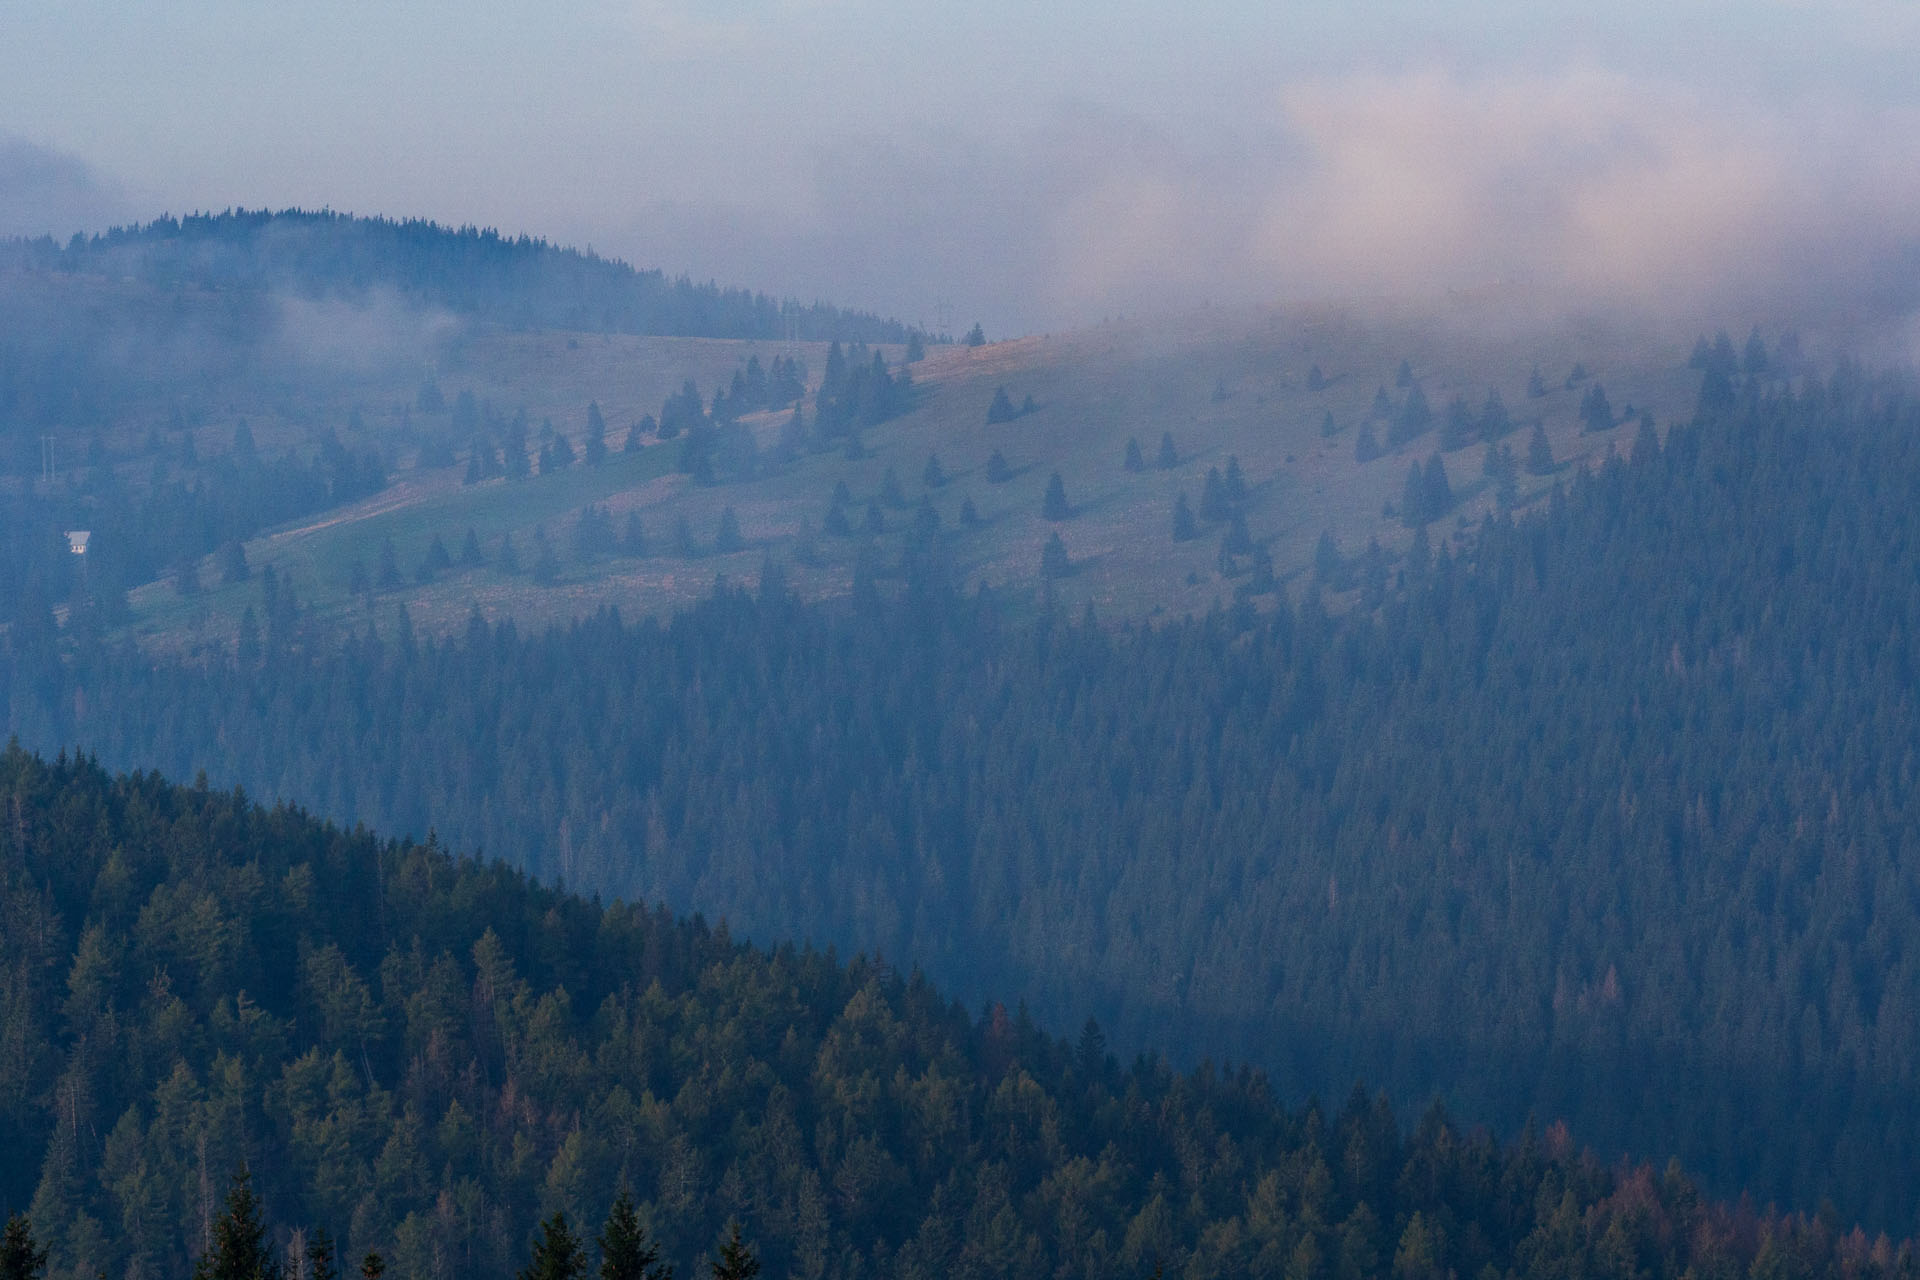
[0,748,1908,1280]
[11,361,1920,1230]
[4,209,913,344]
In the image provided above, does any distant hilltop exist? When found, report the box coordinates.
[0,207,921,345]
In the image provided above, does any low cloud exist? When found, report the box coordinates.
[600,69,1920,346]
[0,135,132,241]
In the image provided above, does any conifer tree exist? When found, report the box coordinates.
[987,386,1017,424]
[923,453,947,488]
[716,507,743,553]
[1042,531,1071,578]
[1124,437,1145,472]
[221,539,250,585]
[1355,423,1381,463]
[305,1230,337,1280]
[1,1215,46,1280]
[597,1191,669,1280]
[1526,422,1554,475]
[964,323,986,347]
[1156,433,1178,470]
[519,1212,586,1280]
[987,451,1012,484]
[192,1171,277,1280]
[1043,473,1070,520]
[585,402,608,467]
[708,1226,758,1280]
[1172,493,1197,542]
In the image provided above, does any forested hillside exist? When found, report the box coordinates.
[1,748,1908,1280]
[10,359,1920,1229]
[4,210,914,349]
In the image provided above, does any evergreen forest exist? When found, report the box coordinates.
[10,363,1920,1235]
[2,747,1913,1280]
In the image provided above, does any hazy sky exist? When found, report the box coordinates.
[4,1,1919,336]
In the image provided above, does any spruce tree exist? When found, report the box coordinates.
[519,1212,586,1280]
[1042,532,1071,578]
[709,1226,758,1280]
[986,451,1012,484]
[1,1215,46,1280]
[1526,422,1554,475]
[716,507,743,554]
[1124,437,1145,472]
[1043,473,1070,520]
[192,1171,277,1280]
[987,386,1017,424]
[221,539,250,585]
[1156,433,1178,470]
[585,402,608,467]
[1172,493,1197,542]
[597,1191,669,1280]
[305,1230,337,1280]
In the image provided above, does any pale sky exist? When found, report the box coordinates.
[3,1,1919,335]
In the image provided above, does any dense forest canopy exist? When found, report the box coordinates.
[11,356,1920,1232]
[2,747,1911,1280]
[2,210,916,343]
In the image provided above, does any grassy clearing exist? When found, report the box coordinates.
[123,302,1700,649]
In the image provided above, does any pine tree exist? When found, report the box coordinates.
[864,501,885,535]
[924,453,947,488]
[906,331,926,363]
[1320,410,1338,438]
[881,468,907,508]
[1395,359,1414,388]
[358,1254,384,1280]
[1156,433,1178,470]
[1,1215,47,1280]
[959,496,981,527]
[597,1191,669,1280]
[460,528,485,566]
[1307,364,1326,391]
[1527,366,1547,399]
[964,323,986,348]
[1124,438,1145,472]
[192,1170,277,1280]
[519,1212,586,1280]
[987,452,1012,484]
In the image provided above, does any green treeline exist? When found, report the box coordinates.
[11,367,1920,1228]
[1,748,1909,1280]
